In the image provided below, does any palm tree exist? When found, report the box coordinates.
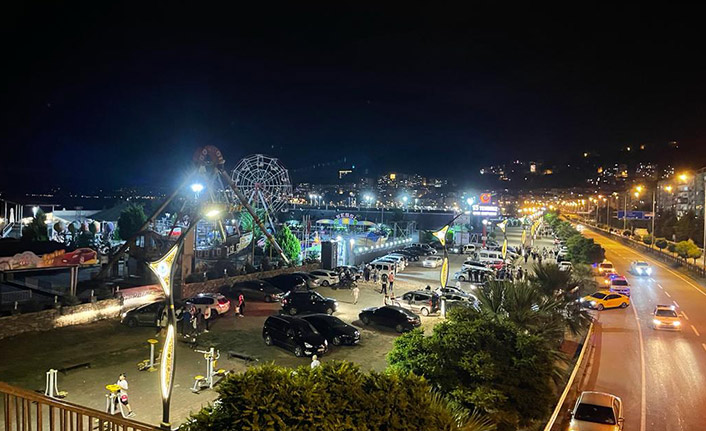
[528,263,572,295]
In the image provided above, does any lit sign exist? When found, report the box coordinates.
[479,193,492,204]
[471,205,499,217]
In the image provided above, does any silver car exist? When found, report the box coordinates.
[309,270,340,287]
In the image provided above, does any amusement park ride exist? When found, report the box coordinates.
[96,146,291,280]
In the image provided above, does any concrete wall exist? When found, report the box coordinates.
[0,298,122,341]
[181,264,320,298]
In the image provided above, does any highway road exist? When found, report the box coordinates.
[580,229,706,431]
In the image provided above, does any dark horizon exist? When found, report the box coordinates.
[2,4,705,191]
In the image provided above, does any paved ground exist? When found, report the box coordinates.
[0,270,445,427]
[0,226,557,427]
[577,228,706,431]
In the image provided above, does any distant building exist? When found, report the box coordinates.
[657,167,706,218]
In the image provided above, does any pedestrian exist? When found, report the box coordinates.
[203,306,211,332]
[524,253,529,264]
[352,285,360,304]
[380,272,388,295]
[538,255,543,265]
[425,285,432,291]
[372,268,379,283]
[238,293,245,317]
[363,265,370,282]
[388,271,395,292]
[310,355,320,369]
[517,267,524,280]
[116,373,134,417]
[180,306,190,336]
[192,307,202,334]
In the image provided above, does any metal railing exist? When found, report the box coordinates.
[1,223,14,239]
[544,322,596,431]
[0,381,159,431]
[0,291,32,305]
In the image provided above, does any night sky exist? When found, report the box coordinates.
[2,4,705,191]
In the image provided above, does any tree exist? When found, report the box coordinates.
[117,204,147,241]
[267,224,301,265]
[566,234,604,264]
[21,209,49,241]
[182,361,494,431]
[387,308,555,431]
[675,240,702,263]
[655,209,678,239]
[642,234,653,245]
[672,210,705,246]
[655,238,668,251]
[529,263,572,295]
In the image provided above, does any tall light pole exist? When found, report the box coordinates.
[650,188,656,248]
[148,204,221,430]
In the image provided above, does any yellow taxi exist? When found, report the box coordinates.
[580,291,630,310]
[652,305,681,330]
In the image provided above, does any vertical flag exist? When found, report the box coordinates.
[501,238,508,260]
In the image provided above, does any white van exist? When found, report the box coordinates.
[462,244,477,254]
[371,262,396,274]
[477,250,503,263]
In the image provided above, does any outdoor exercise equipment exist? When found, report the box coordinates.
[43,369,67,398]
[104,384,128,418]
[137,338,160,372]
[191,347,227,393]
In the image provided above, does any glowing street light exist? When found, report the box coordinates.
[190,183,204,193]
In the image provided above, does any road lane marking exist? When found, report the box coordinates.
[692,325,701,337]
[665,291,671,298]
[589,229,706,297]
[673,300,679,307]
[702,343,706,353]
[631,298,647,431]
[682,311,689,320]
[658,284,663,289]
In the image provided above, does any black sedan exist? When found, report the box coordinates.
[220,280,284,302]
[264,274,309,293]
[300,314,360,346]
[358,305,421,333]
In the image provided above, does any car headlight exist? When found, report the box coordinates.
[653,319,661,325]
[121,312,127,318]
[673,321,681,327]
[646,268,652,275]
[590,301,596,306]
[579,298,586,302]
[304,342,313,348]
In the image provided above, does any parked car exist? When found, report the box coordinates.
[292,272,322,289]
[281,290,338,315]
[309,269,340,286]
[629,261,652,276]
[393,290,439,316]
[186,293,230,316]
[580,291,630,310]
[220,280,283,302]
[264,274,309,293]
[359,305,421,333]
[262,315,328,357]
[609,276,631,296]
[300,314,360,346]
[376,255,406,270]
[334,265,362,280]
[58,248,98,265]
[121,301,165,327]
[558,261,573,271]
[410,243,436,254]
[422,256,443,268]
[461,260,492,271]
[568,391,624,430]
[597,260,616,275]
[392,249,420,261]
[403,246,429,257]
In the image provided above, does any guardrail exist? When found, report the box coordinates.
[0,380,159,431]
[1,223,14,239]
[586,224,706,279]
[544,321,595,431]
[0,290,32,305]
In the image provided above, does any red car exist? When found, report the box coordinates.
[58,248,98,265]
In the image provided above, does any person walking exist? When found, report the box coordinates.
[238,293,245,317]
[116,373,135,417]
[180,306,191,336]
[203,306,211,332]
[363,265,370,282]
[524,252,529,264]
[192,307,202,335]
[388,271,395,295]
[380,272,388,294]
[310,355,320,369]
[352,285,360,304]
[372,268,379,283]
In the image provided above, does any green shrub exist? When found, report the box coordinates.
[655,238,668,250]
[181,361,490,431]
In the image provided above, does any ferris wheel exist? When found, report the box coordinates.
[231,154,292,219]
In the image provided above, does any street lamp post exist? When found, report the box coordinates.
[650,189,656,248]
